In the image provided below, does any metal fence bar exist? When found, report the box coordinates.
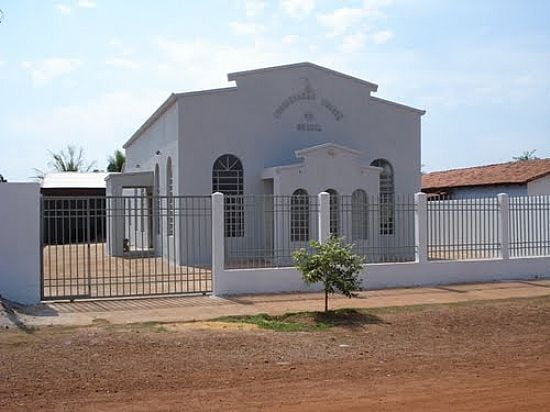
[509,195,550,257]
[427,195,501,261]
[41,195,212,301]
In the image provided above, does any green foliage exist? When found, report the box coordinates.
[219,313,330,332]
[33,145,96,180]
[293,236,364,312]
[107,149,126,172]
[49,145,96,172]
[218,309,383,332]
[513,149,539,161]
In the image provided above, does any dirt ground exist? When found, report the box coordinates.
[1,296,549,411]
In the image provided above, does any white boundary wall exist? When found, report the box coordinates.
[0,183,41,304]
[212,192,550,296]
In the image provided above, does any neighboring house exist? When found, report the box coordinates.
[41,172,109,244]
[105,62,425,263]
[422,159,550,199]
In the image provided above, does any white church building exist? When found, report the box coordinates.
[105,62,425,266]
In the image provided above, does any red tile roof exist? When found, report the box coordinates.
[422,159,550,191]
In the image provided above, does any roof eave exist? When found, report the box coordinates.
[228,62,379,91]
[123,94,177,149]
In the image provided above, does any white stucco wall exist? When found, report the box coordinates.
[0,183,41,304]
[214,257,550,296]
[528,174,550,195]
[176,64,423,197]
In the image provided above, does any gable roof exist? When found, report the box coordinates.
[228,62,379,91]
[422,159,550,191]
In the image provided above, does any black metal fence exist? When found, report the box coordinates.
[224,195,320,268]
[338,194,416,263]
[41,195,212,300]
[223,194,416,268]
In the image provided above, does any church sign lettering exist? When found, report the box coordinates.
[273,78,344,132]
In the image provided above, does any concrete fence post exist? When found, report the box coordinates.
[318,191,330,244]
[498,193,510,260]
[415,192,428,263]
[211,192,224,296]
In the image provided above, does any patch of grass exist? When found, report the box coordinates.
[216,309,384,332]
[124,321,169,333]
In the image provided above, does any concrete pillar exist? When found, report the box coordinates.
[318,192,330,244]
[0,183,41,304]
[105,183,124,257]
[498,193,510,260]
[415,192,428,263]
[211,192,224,295]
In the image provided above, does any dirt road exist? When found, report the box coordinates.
[1,296,549,411]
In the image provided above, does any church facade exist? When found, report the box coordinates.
[105,62,425,264]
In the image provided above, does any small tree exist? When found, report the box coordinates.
[293,236,364,312]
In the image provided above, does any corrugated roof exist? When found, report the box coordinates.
[422,159,550,190]
[41,172,109,189]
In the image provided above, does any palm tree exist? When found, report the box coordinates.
[49,145,96,171]
[32,145,96,180]
[513,149,539,162]
[107,149,126,172]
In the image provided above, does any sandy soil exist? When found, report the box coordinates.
[1,296,549,411]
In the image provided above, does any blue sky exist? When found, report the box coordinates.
[0,0,549,181]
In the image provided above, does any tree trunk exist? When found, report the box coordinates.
[324,289,329,312]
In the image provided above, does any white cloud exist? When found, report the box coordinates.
[77,0,96,8]
[9,89,168,172]
[21,58,82,86]
[105,57,142,70]
[280,0,315,19]
[55,0,96,15]
[229,21,266,35]
[372,30,393,44]
[244,0,267,17]
[318,7,367,38]
[282,34,299,45]
[55,3,72,14]
[341,32,367,53]
[153,36,312,90]
[362,0,392,18]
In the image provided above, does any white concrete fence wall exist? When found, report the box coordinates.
[212,191,550,296]
[0,188,548,304]
[0,183,42,304]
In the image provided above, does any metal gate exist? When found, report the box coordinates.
[41,195,212,301]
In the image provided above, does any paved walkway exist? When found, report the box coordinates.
[5,279,550,328]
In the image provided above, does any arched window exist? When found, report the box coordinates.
[291,189,309,242]
[371,159,394,235]
[154,164,160,235]
[351,189,368,240]
[212,154,244,237]
[166,157,174,236]
[326,189,339,236]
